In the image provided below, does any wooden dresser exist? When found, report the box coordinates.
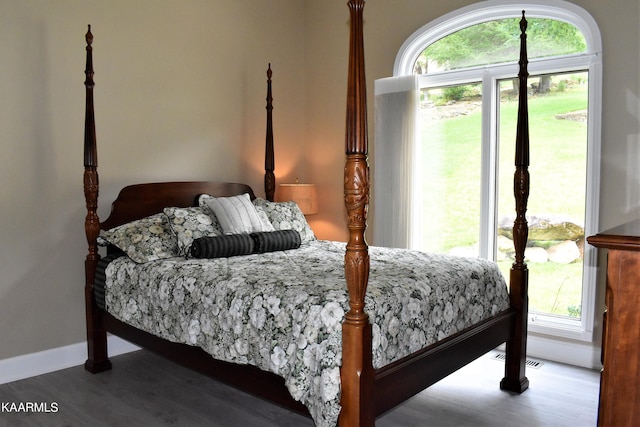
[587,219,640,426]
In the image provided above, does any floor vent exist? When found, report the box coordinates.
[491,352,544,369]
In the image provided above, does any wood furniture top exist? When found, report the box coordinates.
[587,219,640,251]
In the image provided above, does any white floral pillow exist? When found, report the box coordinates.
[99,213,179,263]
[164,206,222,256]
[197,193,214,209]
[253,198,316,243]
[255,206,276,232]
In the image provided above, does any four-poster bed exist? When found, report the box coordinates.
[83,2,530,425]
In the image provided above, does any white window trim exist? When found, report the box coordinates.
[394,0,602,76]
[394,0,602,341]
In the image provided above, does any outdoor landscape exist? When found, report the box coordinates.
[420,73,588,318]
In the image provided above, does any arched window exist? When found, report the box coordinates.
[377,0,602,345]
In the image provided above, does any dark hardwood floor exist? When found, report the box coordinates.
[0,349,599,426]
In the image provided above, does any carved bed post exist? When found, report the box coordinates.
[340,1,374,425]
[83,25,111,373]
[265,64,276,202]
[500,11,530,393]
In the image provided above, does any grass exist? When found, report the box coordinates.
[497,260,584,317]
[419,78,588,317]
[498,87,588,222]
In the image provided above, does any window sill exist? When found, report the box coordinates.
[528,313,593,341]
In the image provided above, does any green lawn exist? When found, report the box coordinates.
[498,88,588,222]
[420,80,588,317]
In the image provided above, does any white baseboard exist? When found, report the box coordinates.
[0,336,139,385]
[526,334,602,369]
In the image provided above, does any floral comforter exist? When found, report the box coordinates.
[103,240,509,426]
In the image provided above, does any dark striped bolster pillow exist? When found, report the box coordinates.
[251,230,301,254]
[190,234,255,259]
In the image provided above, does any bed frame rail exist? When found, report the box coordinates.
[374,310,515,415]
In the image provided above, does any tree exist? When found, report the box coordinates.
[416,18,586,73]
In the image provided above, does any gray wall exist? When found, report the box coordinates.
[0,0,307,360]
[1,0,638,364]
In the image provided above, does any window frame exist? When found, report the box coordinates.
[394,0,602,341]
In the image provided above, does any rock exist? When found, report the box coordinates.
[525,247,548,263]
[548,240,581,264]
[496,235,514,260]
[499,215,584,241]
[497,235,514,252]
[556,110,587,122]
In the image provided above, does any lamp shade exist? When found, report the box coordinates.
[276,183,319,215]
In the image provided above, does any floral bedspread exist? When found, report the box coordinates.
[103,240,509,426]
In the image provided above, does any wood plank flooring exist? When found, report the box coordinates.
[0,349,599,426]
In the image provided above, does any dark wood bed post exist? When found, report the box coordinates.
[500,11,530,393]
[340,1,374,426]
[265,64,276,202]
[83,25,112,374]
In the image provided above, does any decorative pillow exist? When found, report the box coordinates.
[253,198,316,243]
[251,230,301,254]
[255,205,276,232]
[204,193,270,235]
[190,234,255,259]
[164,206,221,256]
[198,193,216,210]
[190,231,300,259]
[200,193,275,232]
[99,213,178,263]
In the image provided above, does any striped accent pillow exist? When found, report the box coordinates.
[190,234,255,259]
[251,230,301,253]
[204,193,266,235]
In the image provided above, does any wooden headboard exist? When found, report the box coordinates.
[100,182,255,231]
